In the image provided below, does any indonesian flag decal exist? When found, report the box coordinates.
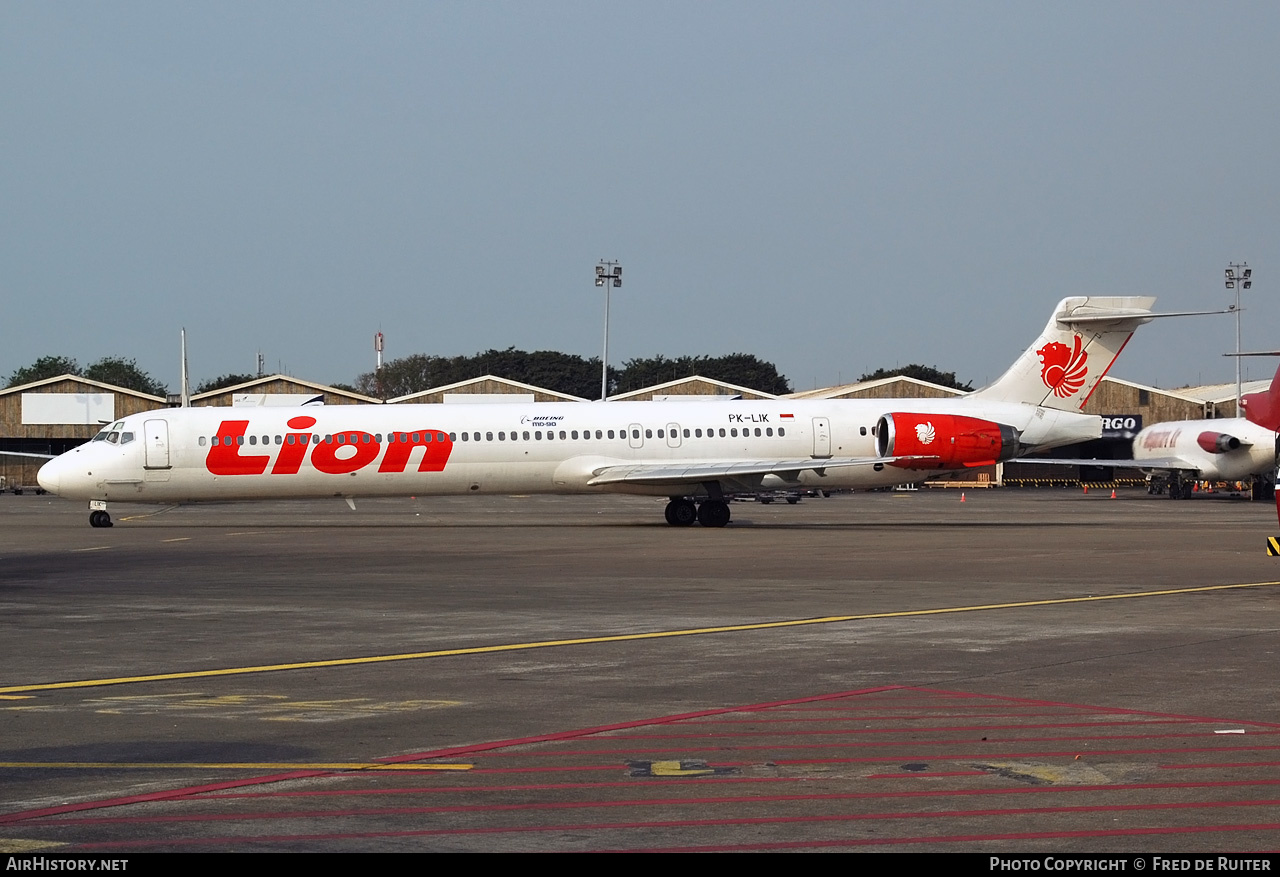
[780,413,794,419]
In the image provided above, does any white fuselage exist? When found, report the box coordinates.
[37,397,1100,504]
[1132,417,1277,481]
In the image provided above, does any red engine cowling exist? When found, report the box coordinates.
[876,413,1021,469]
[1196,431,1242,454]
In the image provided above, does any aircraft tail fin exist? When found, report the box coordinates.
[970,296,1156,411]
[1241,364,1280,432]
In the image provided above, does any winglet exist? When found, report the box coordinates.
[1240,364,1280,431]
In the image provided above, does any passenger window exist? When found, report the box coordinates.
[237,435,246,446]
[461,433,469,441]
[656,429,664,439]
[498,432,506,441]
[449,432,457,441]
[559,431,566,440]
[631,429,639,439]
[571,430,578,440]
[860,426,867,436]
[645,429,653,439]
[683,429,690,438]
[249,435,257,445]
[779,427,786,436]
[695,429,702,438]
[198,436,206,447]
[731,428,738,437]
[719,428,726,437]
[766,427,773,436]
[486,432,493,441]
[595,430,602,439]
[755,428,761,437]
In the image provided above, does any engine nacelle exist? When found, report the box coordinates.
[1196,431,1242,454]
[876,413,1021,469]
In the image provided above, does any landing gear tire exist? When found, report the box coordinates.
[89,510,112,528]
[697,499,731,528]
[664,498,698,527]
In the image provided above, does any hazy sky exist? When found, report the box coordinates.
[3,2,1278,394]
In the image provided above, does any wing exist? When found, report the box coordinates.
[1008,456,1194,470]
[586,457,934,490]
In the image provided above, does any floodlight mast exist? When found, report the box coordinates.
[596,260,622,401]
[1226,262,1253,409]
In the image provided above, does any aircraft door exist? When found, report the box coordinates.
[628,423,643,449]
[143,419,171,469]
[812,416,832,458]
[666,422,682,448]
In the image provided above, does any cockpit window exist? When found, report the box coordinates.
[120,432,135,445]
[105,432,120,444]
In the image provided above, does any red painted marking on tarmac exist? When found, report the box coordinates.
[60,811,1280,851]
[612,821,1280,853]
[1161,760,1280,770]
[0,685,902,824]
[670,713,1204,725]
[371,685,905,766]
[448,732,1280,758]
[187,775,1280,804]
[54,793,1280,828]
[904,686,1280,729]
[868,771,989,779]
[594,719,1227,739]
[7,683,1278,844]
[0,771,328,825]
[186,775,811,801]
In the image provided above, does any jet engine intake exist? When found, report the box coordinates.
[876,413,1021,468]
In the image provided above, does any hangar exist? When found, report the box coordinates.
[388,375,587,405]
[608,375,778,402]
[0,375,166,490]
[190,374,379,408]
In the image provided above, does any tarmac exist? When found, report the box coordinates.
[2,487,1279,852]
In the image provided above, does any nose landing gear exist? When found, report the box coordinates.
[89,510,113,528]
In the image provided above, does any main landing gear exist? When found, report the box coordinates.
[89,510,113,528]
[664,497,731,528]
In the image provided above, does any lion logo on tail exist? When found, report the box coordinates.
[1037,335,1088,398]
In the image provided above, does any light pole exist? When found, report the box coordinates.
[1226,262,1253,410]
[595,260,622,401]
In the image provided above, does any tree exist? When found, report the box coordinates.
[614,353,791,395]
[857,364,973,392]
[194,373,257,395]
[7,356,80,388]
[83,357,168,397]
[355,349,609,399]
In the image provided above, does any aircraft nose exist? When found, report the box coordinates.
[37,459,61,494]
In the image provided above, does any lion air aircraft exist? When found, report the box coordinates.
[38,296,1159,528]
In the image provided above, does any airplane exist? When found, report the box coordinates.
[1126,418,1275,499]
[37,296,1162,529]
[1014,368,1280,501]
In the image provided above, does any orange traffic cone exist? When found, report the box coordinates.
[960,492,966,502]
[1110,489,1117,499]
[1083,485,1088,494]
